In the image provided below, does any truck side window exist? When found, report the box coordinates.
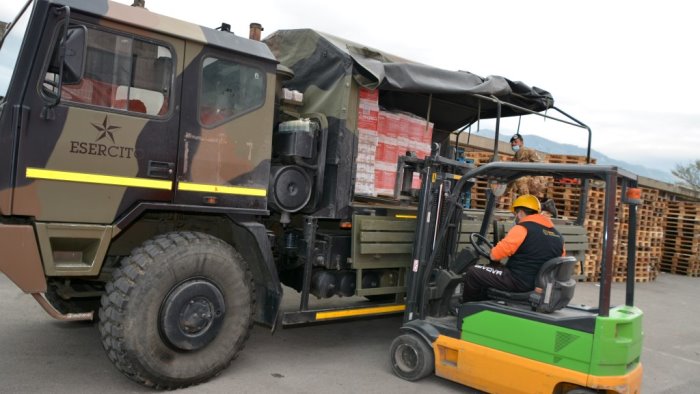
[0,1,34,105]
[199,56,265,127]
[55,26,173,116]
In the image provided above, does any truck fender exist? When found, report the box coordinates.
[229,218,283,329]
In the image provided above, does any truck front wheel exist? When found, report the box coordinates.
[98,231,254,389]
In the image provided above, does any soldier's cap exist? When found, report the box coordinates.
[510,133,523,143]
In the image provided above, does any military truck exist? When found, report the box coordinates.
[0,0,593,388]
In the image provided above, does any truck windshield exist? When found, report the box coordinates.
[0,1,34,103]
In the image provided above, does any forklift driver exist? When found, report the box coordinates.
[462,195,565,302]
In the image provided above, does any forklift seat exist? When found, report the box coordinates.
[487,256,577,313]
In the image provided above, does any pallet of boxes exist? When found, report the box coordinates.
[355,88,433,197]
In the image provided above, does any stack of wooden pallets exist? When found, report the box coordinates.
[463,150,512,209]
[581,182,605,281]
[545,154,594,165]
[661,201,700,276]
[635,187,665,280]
[457,147,700,282]
[610,186,664,282]
[546,178,582,219]
[578,184,666,282]
[542,153,595,220]
[465,151,595,212]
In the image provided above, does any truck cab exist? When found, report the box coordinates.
[0,0,280,305]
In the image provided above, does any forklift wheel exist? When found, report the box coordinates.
[389,333,435,381]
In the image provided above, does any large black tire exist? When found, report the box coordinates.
[98,232,254,389]
[389,333,435,381]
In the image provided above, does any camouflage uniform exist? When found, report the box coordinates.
[510,147,546,196]
[514,146,541,163]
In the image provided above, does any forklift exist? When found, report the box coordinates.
[390,154,644,393]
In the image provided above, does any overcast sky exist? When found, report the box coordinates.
[2,0,698,175]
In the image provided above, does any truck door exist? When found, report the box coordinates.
[175,41,276,213]
[13,15,184,224]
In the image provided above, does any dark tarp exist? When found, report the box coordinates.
[265,29,554,131]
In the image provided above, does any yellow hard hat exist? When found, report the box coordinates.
[511,194,541,213]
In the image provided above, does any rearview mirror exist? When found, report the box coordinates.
[62,25,87,84]
[41,19,86,119]
[489,180,507,197]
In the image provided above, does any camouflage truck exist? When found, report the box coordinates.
[0,0,590,389]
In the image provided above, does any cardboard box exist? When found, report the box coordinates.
[354,128,379,196]
[359,87,379,102]
[358,101,379,130]
[374,169,396,197]
[357,87,379,131]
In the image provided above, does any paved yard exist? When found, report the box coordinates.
[0,272,698,393]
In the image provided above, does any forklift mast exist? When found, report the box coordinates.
[404,147,473,322]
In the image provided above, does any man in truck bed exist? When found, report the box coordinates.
[509,133,558,217]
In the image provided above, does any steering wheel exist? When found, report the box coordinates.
[469,233,494,259]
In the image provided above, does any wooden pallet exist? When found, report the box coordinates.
[660,248,700,276]
[544,154,596,165]
[662,200,700,276]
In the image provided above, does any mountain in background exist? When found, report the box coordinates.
[473,130,676,183]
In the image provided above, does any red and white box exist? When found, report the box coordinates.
[358,101,378,130]
[359,87,379,102]
[355,128,379,196]
[358,88,379,131]
[378,111,400,139]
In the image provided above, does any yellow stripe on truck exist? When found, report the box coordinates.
[26,168,268,197]
[26,167,172,190]
[178,182,267,197]
[316,305,405,320]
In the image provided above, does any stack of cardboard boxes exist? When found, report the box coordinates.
[355,89,380,196]
[355,88,433,197]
